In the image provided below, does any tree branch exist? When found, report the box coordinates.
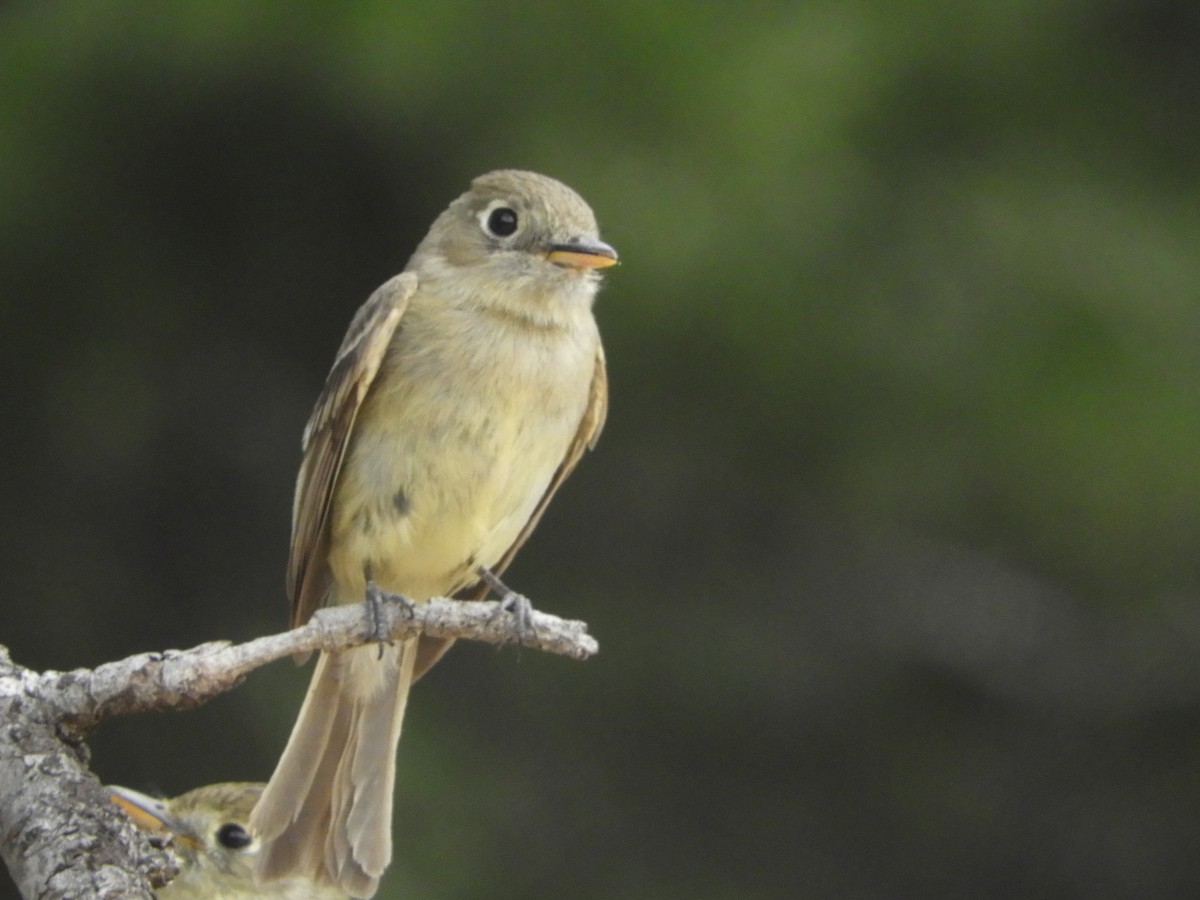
[0,646,175,899]
[0,595,597,898]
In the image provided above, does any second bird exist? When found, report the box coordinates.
[250,169,616,898]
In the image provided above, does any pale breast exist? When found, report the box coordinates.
[327,298,598,603]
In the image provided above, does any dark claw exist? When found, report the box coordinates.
[477,566,538,644]
[364,580,383,641]
[500,589,536,643]
[364,580,415,658]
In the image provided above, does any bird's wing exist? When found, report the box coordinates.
[458,343,608,600]
[287,272,417,627]
[412,344,605,679]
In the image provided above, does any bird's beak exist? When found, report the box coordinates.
[108,785,201,850]
[545,240,619,270]
[109,785,171,831]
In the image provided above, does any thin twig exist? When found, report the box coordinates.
[45,594,597,734]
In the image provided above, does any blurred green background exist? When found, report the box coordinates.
[3,2,1200,898]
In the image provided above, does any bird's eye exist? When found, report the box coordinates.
[215,822,253,850]
[485,207,519,237]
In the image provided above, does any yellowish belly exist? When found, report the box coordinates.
[325,308,594,606]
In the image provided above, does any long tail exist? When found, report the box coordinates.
[250,637,418,899]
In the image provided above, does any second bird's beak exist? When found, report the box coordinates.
[545,240,619,270]
[109,785,202,851]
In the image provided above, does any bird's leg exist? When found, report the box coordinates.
[363,563,414,656]
[477,566,537,643]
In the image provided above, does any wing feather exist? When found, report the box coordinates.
[287,273,417,627]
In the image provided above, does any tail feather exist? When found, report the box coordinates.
[251,638,418,899]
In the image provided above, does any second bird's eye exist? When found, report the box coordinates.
[486,207,519,237]
[216,822,253,850]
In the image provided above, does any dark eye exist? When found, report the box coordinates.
[486,207,519,237]
[216,822,253,850]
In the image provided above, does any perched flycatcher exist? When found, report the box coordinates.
[109,782,347,899]
[249,170,616,898]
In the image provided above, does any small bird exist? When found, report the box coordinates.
[250,170,616,897]
[108,782,347,899]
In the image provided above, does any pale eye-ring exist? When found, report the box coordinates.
[480,204,519,238]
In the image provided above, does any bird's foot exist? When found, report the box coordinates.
[365,579,415,656]
[477,567,537,644]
